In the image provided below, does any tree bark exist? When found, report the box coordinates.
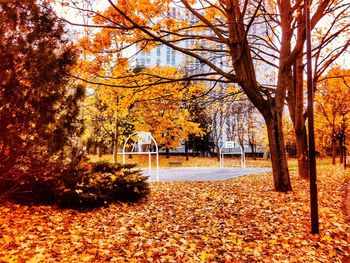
[250,143,256,160]
[339,136,344,164]
[216,145,220,161]
[264,111,292,192]
[112,117,119,164]
[166,147,170,158]
[185,141,189,161]
[295,126,310,179]
[288,49,310,179]
[332,138,336,165]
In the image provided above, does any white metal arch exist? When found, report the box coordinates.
[121,132,159,181]
[219,141,246,168]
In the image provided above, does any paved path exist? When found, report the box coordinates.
[144,167,272,182]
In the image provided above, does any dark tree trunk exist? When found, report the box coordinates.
[332,138,336,165]
[113,117,119,164]
[166,147,170,158]
[264,111,292,192]
[250,143,256,160]
[192,142,195,157]
[111,132,115,155]
[97,143,102,157]
[288,52,311,179]
[216,145,220,161]
[339,136,344,164]
[185,141,189,161]
[295,125,310,179]
[93,144,97,155]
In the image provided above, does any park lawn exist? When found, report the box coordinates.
[0,165,349,262]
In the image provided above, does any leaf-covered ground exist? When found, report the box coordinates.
[89,154,273,168]
[0,165,349,262]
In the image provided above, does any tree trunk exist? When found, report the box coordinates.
[264,112,292,192]
[250,143,256,160]
[97,143,102,157]
[295,125,310,179]
[216,145,220,161]
[113,117,119,164]
[332,138,336,164]
[192,142,195,157]
[185,141,189,161]
[339,136,344,164]
[166,147,170,158]
[111,133,115,155]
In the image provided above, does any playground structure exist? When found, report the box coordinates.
[120,132,159,181]
[219,141,246,168]
[117,135,247,181]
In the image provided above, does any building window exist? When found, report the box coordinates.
[157,45,161,56]
[171,50,176,65]
[166,47,171,64]
[190,39,195,47]
[171,7,176,18]
[140,57,145,66]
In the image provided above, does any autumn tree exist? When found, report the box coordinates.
[0,0,83,193]
[80,64,205,159]
[282,114,297,158]
[186,97,216,159]
[315,67,350,164]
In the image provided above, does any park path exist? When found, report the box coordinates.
[144,167,272,182]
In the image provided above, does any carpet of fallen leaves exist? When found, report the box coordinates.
[0,165,349,262]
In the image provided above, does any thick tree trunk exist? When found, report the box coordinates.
[265,112,292,192]
[295,125,309,179]
[166,147,170,158]
[287,51,311,179]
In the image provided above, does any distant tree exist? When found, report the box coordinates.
[187,98,214,159]
[282,115,297,158]
[0,0,82,193]
[315,67,350,165]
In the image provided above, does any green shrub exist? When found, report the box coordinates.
[1,160,150,209]
[57,162,150,209]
